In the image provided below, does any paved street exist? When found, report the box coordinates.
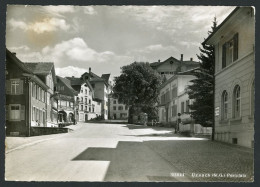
[5,122,253,182]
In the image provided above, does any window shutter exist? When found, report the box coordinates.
[6,105,9,120]
[233,33,239,61]
[222,44,226,68]
[19,80,24,94]
[20,105,25,120]
[6,80,11,94]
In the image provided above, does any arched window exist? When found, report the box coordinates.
[251,80,255,116]
[233,85,241,118]
[222,91,228,120]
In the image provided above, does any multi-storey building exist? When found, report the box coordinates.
[55,76,78,125]
[204,7,255,147]
[5,49,57,136]
[109,97,128,120]
[150,55,200,80]
[158,69,211,134]
[66,76,102,122]
[24,62,57,127]
[77,68,111,120]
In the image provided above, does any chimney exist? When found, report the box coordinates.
[190,58,193,61]
[89,67,91,74]
[158,59,160,63]
[181,54,183,61]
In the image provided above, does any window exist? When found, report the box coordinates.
[118,106,123,110]
[92,107,94,113]
[81,97,83,102]
[233,85,241,118]
[85,89,88,95]
[81,89,83,93]
[222,33,238,68]
[11,80,20,94]
[89,99,91,104]
[81,105,83,111]
[113,100,116,104]
[85,106,87,110]
[89,107,91,112]
[125,105,128,110]
[186,100,190,113]
[172,105,177,117]
[32,83,35,97]
[113,106,116,110]
[222,91,228,120]
[36,85,38,99]
[10,105,20,120]
[172,87,177,99]
[181,102,185,114]
[106,102,108,106]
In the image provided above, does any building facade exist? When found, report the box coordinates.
[24,62,57,127]
[78,68,111,120]
[5,49,57,136]
[109,97,129,120]
[55,76,78,125]
[205,7,255,147]
[66,76,102,122]
[158,70,211,134]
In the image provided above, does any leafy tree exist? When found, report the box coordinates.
[187,17,217,138]
[113,62,162,123]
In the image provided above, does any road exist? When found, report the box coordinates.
[5,122,253,182]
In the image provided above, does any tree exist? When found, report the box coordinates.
[113,62,162,123]
[186,17,217,138]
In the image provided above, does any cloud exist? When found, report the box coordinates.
[40,37,133,68]
[8,45,30,52]
[42,5,75,17]
[55,66,88,78]
[8,17,70,33]
[83,7,97,15]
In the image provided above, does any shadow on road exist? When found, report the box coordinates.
[71,139,254,182]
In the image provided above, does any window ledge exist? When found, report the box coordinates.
[219,119,229,124]
[248,115,254,120]
[230,117,242,123]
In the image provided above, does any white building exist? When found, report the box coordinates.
[204,7,255,147]
[158,70,211,134]
[109,97,128,120]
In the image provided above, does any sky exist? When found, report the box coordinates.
[6,5,235,80]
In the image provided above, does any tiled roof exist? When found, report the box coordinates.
[24,62,54,75]
[65,77,83,86]
[57,76,78,95]
[6,49,33,74]
[101,74,110,83]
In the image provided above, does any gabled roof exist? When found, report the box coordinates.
[101,74,110,83]
[203,7,239,45]
[150,56,179,67]
[150,56,199,69]
[6,49,49,89]
[6,49,33,74]
[24,62,54,75]
[66,77,83,86]
[66,76,94,92]
[56,76,78,95]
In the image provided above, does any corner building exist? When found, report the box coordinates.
[205,7,255,148]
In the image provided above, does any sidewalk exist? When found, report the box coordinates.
[5,123,84,153]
